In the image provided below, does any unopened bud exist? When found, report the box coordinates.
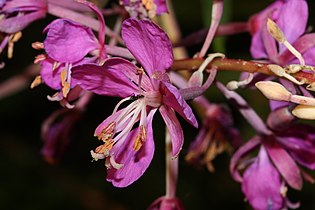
[292,104,315,120]
[255,81,291,101]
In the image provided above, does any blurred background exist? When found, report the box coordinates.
[1,0,315,209]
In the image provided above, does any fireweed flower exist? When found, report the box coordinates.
[185,101,241,172]
[120,0,167,19]
[33,1,106,107]
[218,82,315,210]
[72,18,198,187]
[41,107,82,164]
[0,0,48,58]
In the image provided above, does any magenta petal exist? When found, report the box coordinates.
[276,0,308,53]
[278,33,315,64]
[154,0,168,15]
[277,125,315,170]
[106,109,156,187]
[302,47,315,66]
[41,108,81,164]
[0,0,5,7]
[40,57,94,90]
[230,136,261,182]
[264,139,302,190]
[122,18,173,76]
[40,58,63,90]
[250,31,268,59]
[159,105,184,157]
[0,10,46,33]
[43,19,98,63]
[261,24,278,61]
[160,81,198,128]
[3,0,47,10]
[249,0,283,59]
[72,58,138,98]
[242,146,284,210]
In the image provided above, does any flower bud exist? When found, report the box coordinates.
[292,104,315,120]
[255,81,291,101]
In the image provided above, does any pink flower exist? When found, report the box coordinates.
[35,1,106,106]
[72,18,197,187]
[186,103,241,171]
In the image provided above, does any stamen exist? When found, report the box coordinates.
[30,75,42,89]
[267,18,305,65]
[97,122,116,141]
[133,125,146,151]
[109,156,123,169]
[52,62,60,71]
[114,100,139,126]
[47,92,62,101]
[8,32,22,59]
[137,67,144,93]
[34,54,46,64]
[32,42,44,50]
[112,96,132,114]
[113,102,143,145]
[90,150,105,161]
[268,64,304,85]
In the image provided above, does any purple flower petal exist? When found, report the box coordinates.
[159,105,184,157]
[264,138,302,190]
[242,146,284,210]
[40,57,94,90]
[3,0,47,10]
[40,58,64,90]
[154,0,168,15]
[230,135,261,182]
[261,22,278,60]
[106,109,156,187]
[276,0,308,54]
[301,47,315,66]
[72,58,139,98]
[160,81,198,128]
[122,18,173,76]
[250,31,268,59]
[0,10,46,33]
[277,125,315,170]
[43,18,98,63]
[249,0,283,59]
[0,0,6,8]
[41,108,81,164]
[278,33,315,64]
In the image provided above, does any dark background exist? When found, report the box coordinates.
[1,0,315,209]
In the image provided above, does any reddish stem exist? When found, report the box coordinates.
[171,58,315,85]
